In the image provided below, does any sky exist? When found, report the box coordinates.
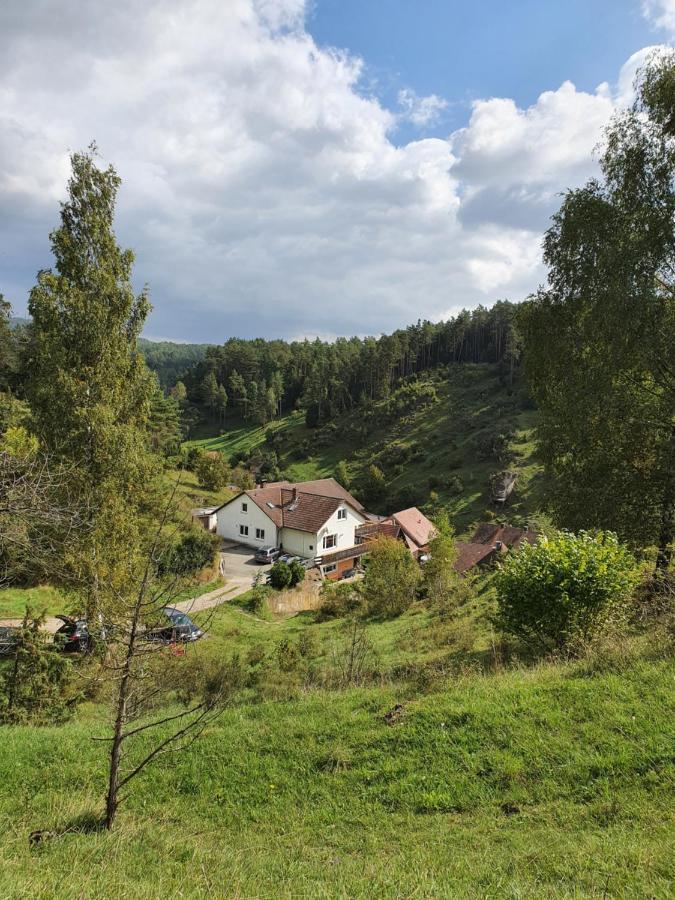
[0,0,673,343]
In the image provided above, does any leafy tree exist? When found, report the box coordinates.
[421,511,466,609]
[520,52,675,571]
[494,531,639,652]
[269,559,292,590]
[362,537,421,618]
[27,145,156,611]
[195,453,230,492]
[170,380,188,404]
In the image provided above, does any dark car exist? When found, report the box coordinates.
[254,546,281,564]
[145,607,204,644]
[54,615,96,653]
[0,625,20,658]
[340,567,358,580]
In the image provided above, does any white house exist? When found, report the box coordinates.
[214,478,368,578]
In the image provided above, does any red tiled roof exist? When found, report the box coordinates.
[215,478,364,535]
[470,523,538,549]
[454,542,498,574]
[391,507,436,550]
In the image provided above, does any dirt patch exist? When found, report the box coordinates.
[266,583,324,616]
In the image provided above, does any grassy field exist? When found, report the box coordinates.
[0,611,672,897]
[1,591,674,897]
[0,585,68,619]
[188,364,546,535]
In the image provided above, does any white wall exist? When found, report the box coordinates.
[280,528,318,558]
[315,503,366,556]
[216,496,278,548]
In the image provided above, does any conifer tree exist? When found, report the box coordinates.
[27,145,156,610]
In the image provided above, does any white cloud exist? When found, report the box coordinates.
[643,0,675,33]
[397,88,449,127]
[0,0,662,341]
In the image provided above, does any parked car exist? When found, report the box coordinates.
[54,615,96,653]
[0,625,20,657]
[145,607,204,644]
[254,546,281,564]
[340,567,358,580]
[278,554,300,565]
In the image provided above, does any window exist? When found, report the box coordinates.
[239,525,249,537]
[309,545,314,551]
[337,508,347,521]
[241,502,248,513]
[322,563,337,574]
[255,528,265,540]
[323,534,337,550]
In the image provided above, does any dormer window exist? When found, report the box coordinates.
[241,502,248,513]
[337,508,347,521]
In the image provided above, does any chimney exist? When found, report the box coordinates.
[292,487,297,503]
[494,540,503,551]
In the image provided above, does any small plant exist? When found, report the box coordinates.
[494,530,639,653]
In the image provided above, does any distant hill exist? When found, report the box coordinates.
[189,363,547,535]
[138,338,211,390]
[8,316,29,330]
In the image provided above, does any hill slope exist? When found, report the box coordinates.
[190,363,546,533]
[0,611,671,897]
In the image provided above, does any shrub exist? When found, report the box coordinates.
[269,560,292,590]
[316,582,362,620]
[494,531,639,652]
[158,529,218,576]
[288,559,306,587]
[0,610,79,724]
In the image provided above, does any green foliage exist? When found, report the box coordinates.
[0,610,78,724]
[520,52,675,568]
[269,560,292,590]
[316,581,362,620]
[494,531,639,652]
[195,453,230,492]
[334,459,351,489]
[362,537,422,618]
[147,381,183,458]
[422,511,468,610]
[363,464,386,503]
[158,530,218,577]
[26,146,157,607]
[138,339,208,392]
[288,559,306,588]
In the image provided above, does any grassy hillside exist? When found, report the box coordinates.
[0,594,672,898]
[189,363,546,534]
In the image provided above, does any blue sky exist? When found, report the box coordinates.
[310,0,653,139]
[0,0,672,342]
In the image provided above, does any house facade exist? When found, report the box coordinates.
[214,478,368,578]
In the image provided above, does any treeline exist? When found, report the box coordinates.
[179,301,522,428]
[138,338,209,390]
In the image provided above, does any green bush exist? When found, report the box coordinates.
[494,531,639,652]
[158,529,218,576]
[362,537,422,618]
[288,559,306,587]
[269,560,292,590]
